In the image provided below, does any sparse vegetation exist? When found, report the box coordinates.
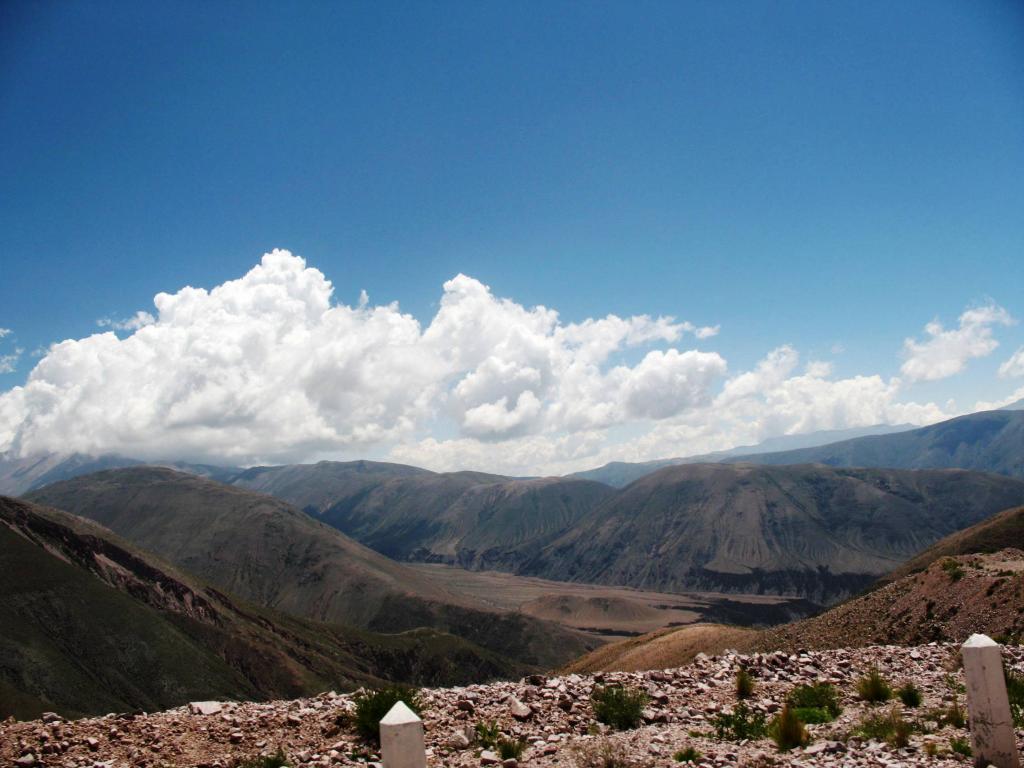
[712,702,768,741]
[591,684,649,731]
[941,559,965,582]
[857,667,893,703]
[769,706,809,751]
[571,739,652,768]
[497,736,526,759]
[854,708,912,747]
[475,720,501,749]
[351,685,423,743]
[673,746,701,763]
[949,736,972,757]
[786,683,841,721]
[234,751,288,768]
[736,667,755,700]
[897,681,923,708]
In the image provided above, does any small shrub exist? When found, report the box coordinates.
[949,736,972,757]
[234,751,288,768]
[786,683,841,720]
[475,720,501,749]
[942,702,966,729]
[897,682,923,708]
[351,685,422,744]
[571,738,652,768]
[673,746,701,763]
[855,708,912,747]
[497,737,526,760]
[591,685,648,731]
[712,702,768,741]
[736,667,755,700]
[923,741,938,757]
[791,707,832,724]
[857,667,893,703]
[769,706,809,751]
[941,559,965,581]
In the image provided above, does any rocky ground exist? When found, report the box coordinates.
[3,643,1022,768]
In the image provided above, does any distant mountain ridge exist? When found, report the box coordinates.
[519,463,1024,602]
[566,423,916,487]
[231,461,614,569]
[0,451,241,496]
[721,409,1024,477]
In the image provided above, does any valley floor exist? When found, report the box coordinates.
[410,563,815,639]
[3,643,1014,768]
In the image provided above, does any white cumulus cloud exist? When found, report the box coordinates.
[0,250,723,464]
[97,311,156,331]
[900,304,1013,382]
[999,347,1024,379]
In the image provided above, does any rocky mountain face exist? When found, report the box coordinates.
[723,408,1024,477]
[885,505,1024,581]
[23,468,594,672]
[760,548,1024,651]
[570,541,1024,675]
[229,460,1024,604]
[519,463,1024,603]
[0,497,530,720]
[1,643,1006,768]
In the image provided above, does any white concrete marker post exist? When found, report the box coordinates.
[962,633,1020,768]
[380,700,427,768]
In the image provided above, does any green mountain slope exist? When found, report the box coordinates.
[1,496,530,720]
[24,469,593,669]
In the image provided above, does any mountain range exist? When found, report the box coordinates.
[22,468,593,671]
[719,408,1024,477]
[0,496,534,719]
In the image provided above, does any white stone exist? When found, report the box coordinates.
[379,701,426,768]
[188,701,222,716]
[962,634,1020,768]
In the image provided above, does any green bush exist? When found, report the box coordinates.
[234,751,288,768]
[736,667,755,700]
[712,702,767,741]
[673,747,701,763]
[949,736,972,757]
[941,559,965,582]
[786,683,841,720]
[497,737,526,759]
[351,685,423,744]
[791,707,833,724]
[897,682,923,708]
[475,720,501,749]
[769,706,809,751]
[857,667,893,703]
[855,709,912,747]
[591,685,649,731]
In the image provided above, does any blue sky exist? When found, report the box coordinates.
[1,1,1022,472]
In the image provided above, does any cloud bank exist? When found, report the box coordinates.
[900,304,1013,382]
[0,250,1007,474]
